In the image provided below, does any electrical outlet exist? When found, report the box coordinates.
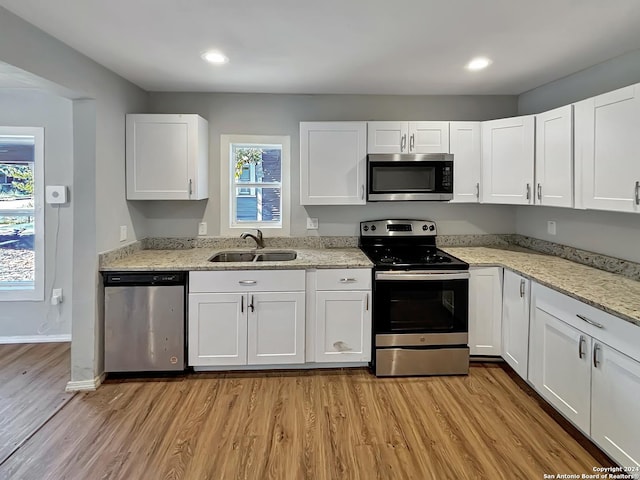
[198,222,207,236]
[547,221,557,235]
[306,217,319,230]
[120,225,127,242]
[51,288,63,305]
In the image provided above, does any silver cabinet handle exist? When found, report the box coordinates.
[537,183,542,200]
[401,134,407,152]
[365,293,369,311]
[593,343,601,368]
[578,335,585,359]
[340,278,357,283]
[476,182,480,198]
[519,279,525,298]
[410,134,415,152]
[576,314,604,329]
[526,183,531,200]
[241,295,244,313]
[635,181,640,205]
[188,179,193,196]
[239,280,257,285]
[361,184,365,200]
[249,295,255,313]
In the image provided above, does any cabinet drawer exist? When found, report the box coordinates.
[190,270,305,293]
[316,269,371,291]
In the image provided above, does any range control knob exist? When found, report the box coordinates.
[363,225,369,232]
[370,225,377,231]
[429,225,435,231]
[422,224,428,231]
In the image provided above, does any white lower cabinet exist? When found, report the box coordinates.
[188,270,305,367]
[469,267,503,356]
[501,270,531,379]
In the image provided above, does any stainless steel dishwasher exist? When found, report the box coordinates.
[103,272,186,372]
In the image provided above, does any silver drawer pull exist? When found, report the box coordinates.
[239,280,257,285]
[576,314,604,329]
[340,278,357,283]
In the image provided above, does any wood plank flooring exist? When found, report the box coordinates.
[0,364,613,480]
[0,343,74,464]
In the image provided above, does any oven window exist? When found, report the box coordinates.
[370,163,435,193]
[374,279,468,334]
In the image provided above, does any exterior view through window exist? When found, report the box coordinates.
[0,128,44,300]
[231,143,282,227]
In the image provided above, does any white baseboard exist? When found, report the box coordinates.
[66,372,106,392]
[193,362,369,372]
[0,334,71,344]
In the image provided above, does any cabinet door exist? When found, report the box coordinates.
[535,105,573,208]
[247,292,305,365]
[576,84,640,213]
[126,114,208,200]
[188,293,246,366]
[408,121,450,153]
[591,342,640,470]
[450,122,481,203]
[315,290,371,363]
[501,270,530,379]
[469,267,503,356]
[300,122,366,205]
[529,300,591,434]
[367,121,408,153]
[481,116,535,205]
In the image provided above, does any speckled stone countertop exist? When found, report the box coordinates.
[100,247,373,271]
[442,246,640,328]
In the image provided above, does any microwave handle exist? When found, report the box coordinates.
[361,184,364,200]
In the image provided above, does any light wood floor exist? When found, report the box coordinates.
[0,342,74,464]
[0,364,612,480]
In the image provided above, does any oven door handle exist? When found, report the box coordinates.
[375,272,470,281]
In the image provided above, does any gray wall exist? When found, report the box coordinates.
[0,6,148,383]
[0,90,73,338]
[516,47,640,263]
[144,93,519,237]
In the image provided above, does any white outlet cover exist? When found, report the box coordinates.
[120,225,127,242]
[198,222,207,235]
[547,221,557,235]
[306,217,319,229]
[45,185,68,204]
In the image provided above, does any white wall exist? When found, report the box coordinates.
[142,92,519,237]
[0,90,73,338]
[0,6,148,383]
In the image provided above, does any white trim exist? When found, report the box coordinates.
[220,134,290,237]
[0,334,71,344]
[193,362,368,372]
[66,372,106,392]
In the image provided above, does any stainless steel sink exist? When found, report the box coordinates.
[208,250,297,262]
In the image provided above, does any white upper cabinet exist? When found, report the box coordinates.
[575,83,640,213]
[449,122,481,203]
[534,105,573,208]
[367,121,449,154]
[300,122,366,205]
[126,114,208,200]
[481,116,535,205]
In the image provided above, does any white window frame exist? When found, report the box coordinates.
[220,134,290,236]
[0,127,45,301]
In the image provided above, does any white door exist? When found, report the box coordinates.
[450,122,481,203]
[481,116,535,204]
[367,121,408,153]
[300,122,367,205]
[315,291,371,363]
[576,83,640,213]
[529,302,591,434]
[591,342,640,470]
[408,122,449,153]
[469,267,503,356]
[501,270,530,379]
[247,292,305,365]
[188,293,247,366]
[535,105,573,207]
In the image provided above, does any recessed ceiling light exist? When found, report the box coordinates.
[202,50,229,65]
[466,57,492,71]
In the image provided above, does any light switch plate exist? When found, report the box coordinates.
[45,185,68,204]
[306,217,319,230]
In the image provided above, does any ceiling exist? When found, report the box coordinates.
[2,0,640,95]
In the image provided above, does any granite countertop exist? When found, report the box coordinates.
[100,247,373,272]
[441,246,640,328]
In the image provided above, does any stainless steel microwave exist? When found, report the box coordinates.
[367,153,454,201]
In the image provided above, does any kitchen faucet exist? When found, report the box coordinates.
[240,229,265,249]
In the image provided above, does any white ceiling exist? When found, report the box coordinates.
[2,0,640,95]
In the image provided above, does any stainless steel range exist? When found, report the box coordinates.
[359,219,470,376]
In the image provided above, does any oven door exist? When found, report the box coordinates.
[367,154,453,201]
[374,271,468,346]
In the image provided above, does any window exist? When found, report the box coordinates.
[220,135,290,236]
[0,127,44,301]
